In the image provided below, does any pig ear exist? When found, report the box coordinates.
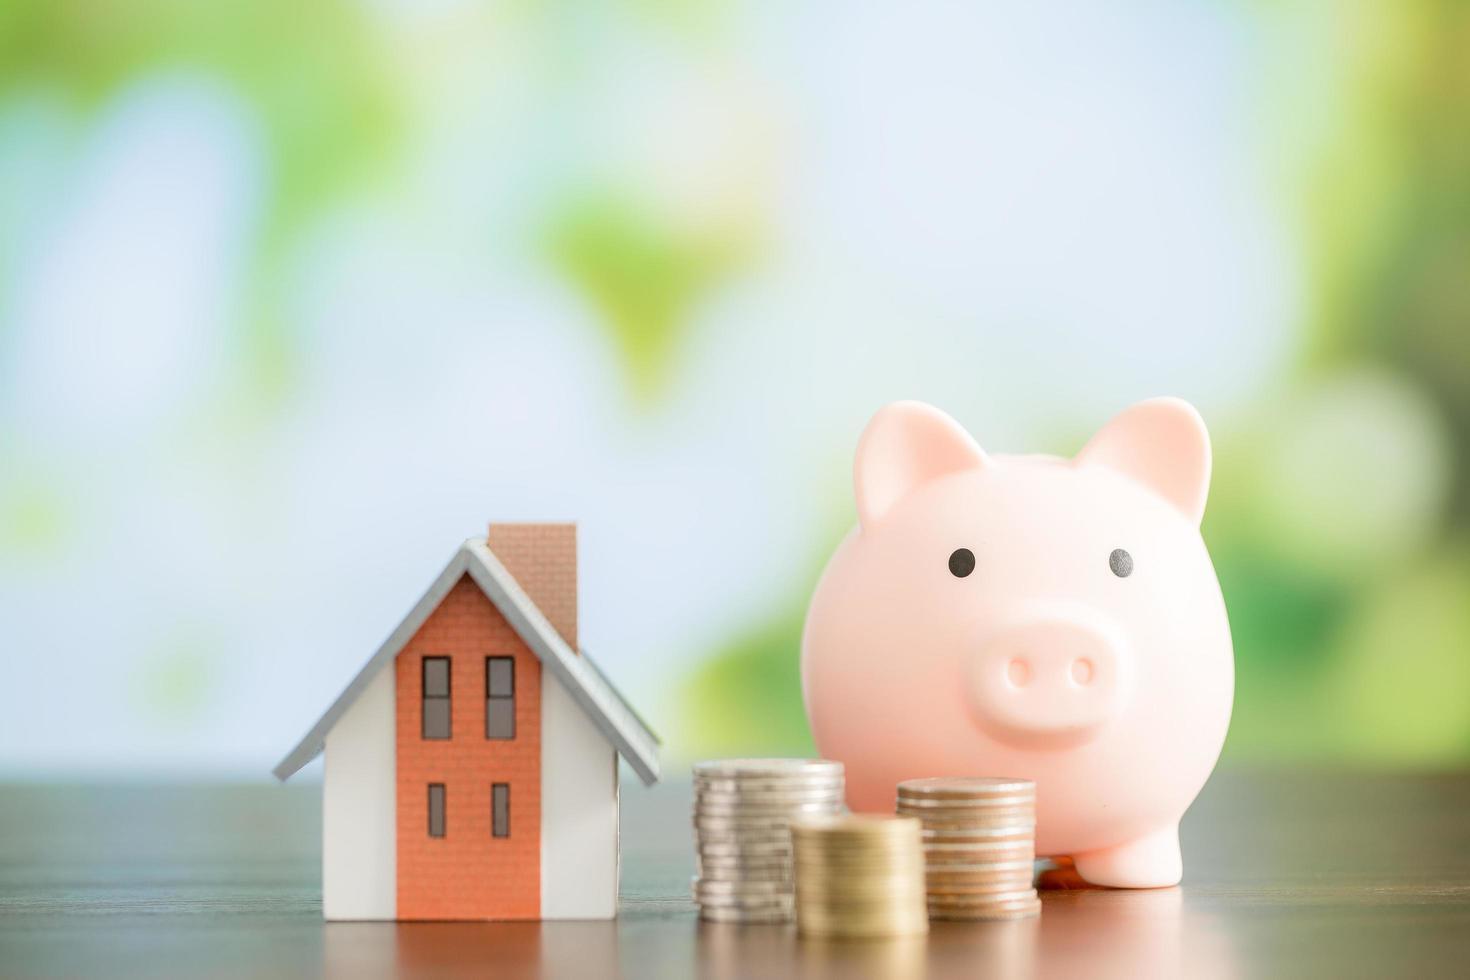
[1075,397,1212,524]
[854,401,988,528]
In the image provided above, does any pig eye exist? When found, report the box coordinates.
[1109,548,1133,578]
[948,548,976,578]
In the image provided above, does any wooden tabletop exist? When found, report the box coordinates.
[1,770,1467,978]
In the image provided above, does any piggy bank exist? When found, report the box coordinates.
[801,398,1233,887]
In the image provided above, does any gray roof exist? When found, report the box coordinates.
[273,538,661,786]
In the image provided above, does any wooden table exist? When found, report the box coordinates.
[2,771,1467,978]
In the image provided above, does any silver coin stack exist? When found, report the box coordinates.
[896,777,1041,920]
[692,759,845,923]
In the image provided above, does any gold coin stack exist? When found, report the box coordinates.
[692,759,845,923]
[790,814,930,939]
[896,777,1041,921]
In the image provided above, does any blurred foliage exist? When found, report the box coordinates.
[0,1,754,403]
[0,470,68,559]
[1291,0,1470,495]
[682,608,817,759]
[679,495,854,760]
[1268,0,1470,763]
[548,189,749,402]
[132,632,216,725]
[0,0,400,396]
[1327,551,1470,760]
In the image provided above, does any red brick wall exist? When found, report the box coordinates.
[396,574,541,920]
[487,523,577,651]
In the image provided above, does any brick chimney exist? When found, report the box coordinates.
[486,522,577,652]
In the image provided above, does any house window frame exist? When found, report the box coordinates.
[428,783,446,838]
[486,656,515,740]
[491,782,510,838]
[422,657,452,740]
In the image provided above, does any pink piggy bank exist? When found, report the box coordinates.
[801,398,1233,887]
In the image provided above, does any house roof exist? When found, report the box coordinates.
[272,538,661,786]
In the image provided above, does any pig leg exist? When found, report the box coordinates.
[1071,825,1182,888]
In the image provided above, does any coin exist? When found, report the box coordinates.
[695,773,845,789]
[697,850,793,865]
[697,846,794,862]
[923,846,1029,863]
[704,788,844,800]
[696,846,794,862]
[790,813,928,939]
[924,872,1037,885]
[895,775,1041,924]
[929,893,1042,910]
[699,874,792,888]
[790,813,921,838]
[929,900,1041,921]
[693,893,799,910]
[795,909,931,938]
[698,905,795,924]
[691,758,846,924]
[698,896,797,913]
[922,861,1035,876]
[695,893,797,910]
[696,813,836,826]
[897,777,1034,798]
[899,807,1035,825]
[922,835,1032,850]
[926,884,1040,902]
[693,787,846,799]
[697,788,842,798]
[695,888,797,907]
[698,855,792,871]
[696,875,793,887]
[694,826,804,843]
[796,885,931,904]
[695,806,838,822]
[918,822,1034,836]
[693,821,797,836]
[904,812,1032,827]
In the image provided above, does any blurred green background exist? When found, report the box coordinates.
[0,1,1465,776]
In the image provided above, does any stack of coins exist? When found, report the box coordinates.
[692,759,845,923]
[896,777,1040,921]
[790,814,929,939]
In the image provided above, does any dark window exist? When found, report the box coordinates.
[428,783,446,838]
[423,657,450,739]
[492,783,510,838]
[486,657,515,740]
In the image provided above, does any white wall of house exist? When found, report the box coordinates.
[322,665,397,920]
[541,670,619,919]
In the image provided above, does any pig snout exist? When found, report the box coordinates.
[968,615,1131,748]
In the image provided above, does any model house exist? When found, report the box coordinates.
[274,523,660,921]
